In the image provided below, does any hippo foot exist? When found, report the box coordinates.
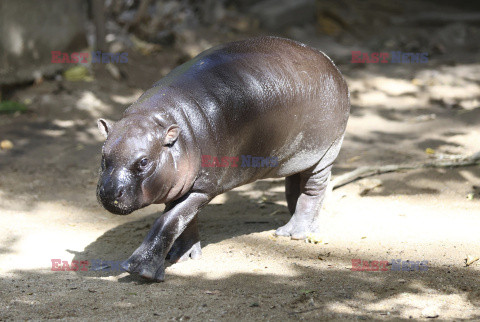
[167,241,202,263]
[121,253,166,282]
[275,220,318,240]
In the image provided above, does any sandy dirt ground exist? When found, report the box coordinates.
[1,29,480,321]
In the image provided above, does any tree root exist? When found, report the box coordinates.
[332,151,480,189]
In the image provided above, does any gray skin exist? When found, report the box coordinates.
[96,36,350,282]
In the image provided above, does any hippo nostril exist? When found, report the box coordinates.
[116,188,124,199]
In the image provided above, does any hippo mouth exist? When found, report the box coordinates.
[96,185,143,215]
[100,201,138,215]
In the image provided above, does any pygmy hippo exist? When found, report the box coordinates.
[96,36,350,281]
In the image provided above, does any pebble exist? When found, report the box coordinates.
[421,306,439,318]
[0,140,13,150]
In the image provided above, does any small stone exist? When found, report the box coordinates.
[421,306,439,318]
[0,140,13,150]
[358,178,382,196]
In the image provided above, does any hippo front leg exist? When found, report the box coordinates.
[121,192,210,282]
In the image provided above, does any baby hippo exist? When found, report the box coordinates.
[96,36,350,281]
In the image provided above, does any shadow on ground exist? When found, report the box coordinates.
[2,243,480,320]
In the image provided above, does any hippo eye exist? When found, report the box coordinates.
[137,158,149,170]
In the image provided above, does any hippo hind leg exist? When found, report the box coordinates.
[275,164,332,240]
[167,215,202,262]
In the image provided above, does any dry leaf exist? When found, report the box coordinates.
[347,156,361,163]
[306,233,328,244]
[465,255,479,267]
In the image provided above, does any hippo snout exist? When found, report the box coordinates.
[98,184,124,201]
[97,178,137,215]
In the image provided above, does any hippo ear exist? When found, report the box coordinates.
[97,119,114,138]
[164,124,180,146]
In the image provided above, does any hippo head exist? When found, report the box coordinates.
[96,115,181,215]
